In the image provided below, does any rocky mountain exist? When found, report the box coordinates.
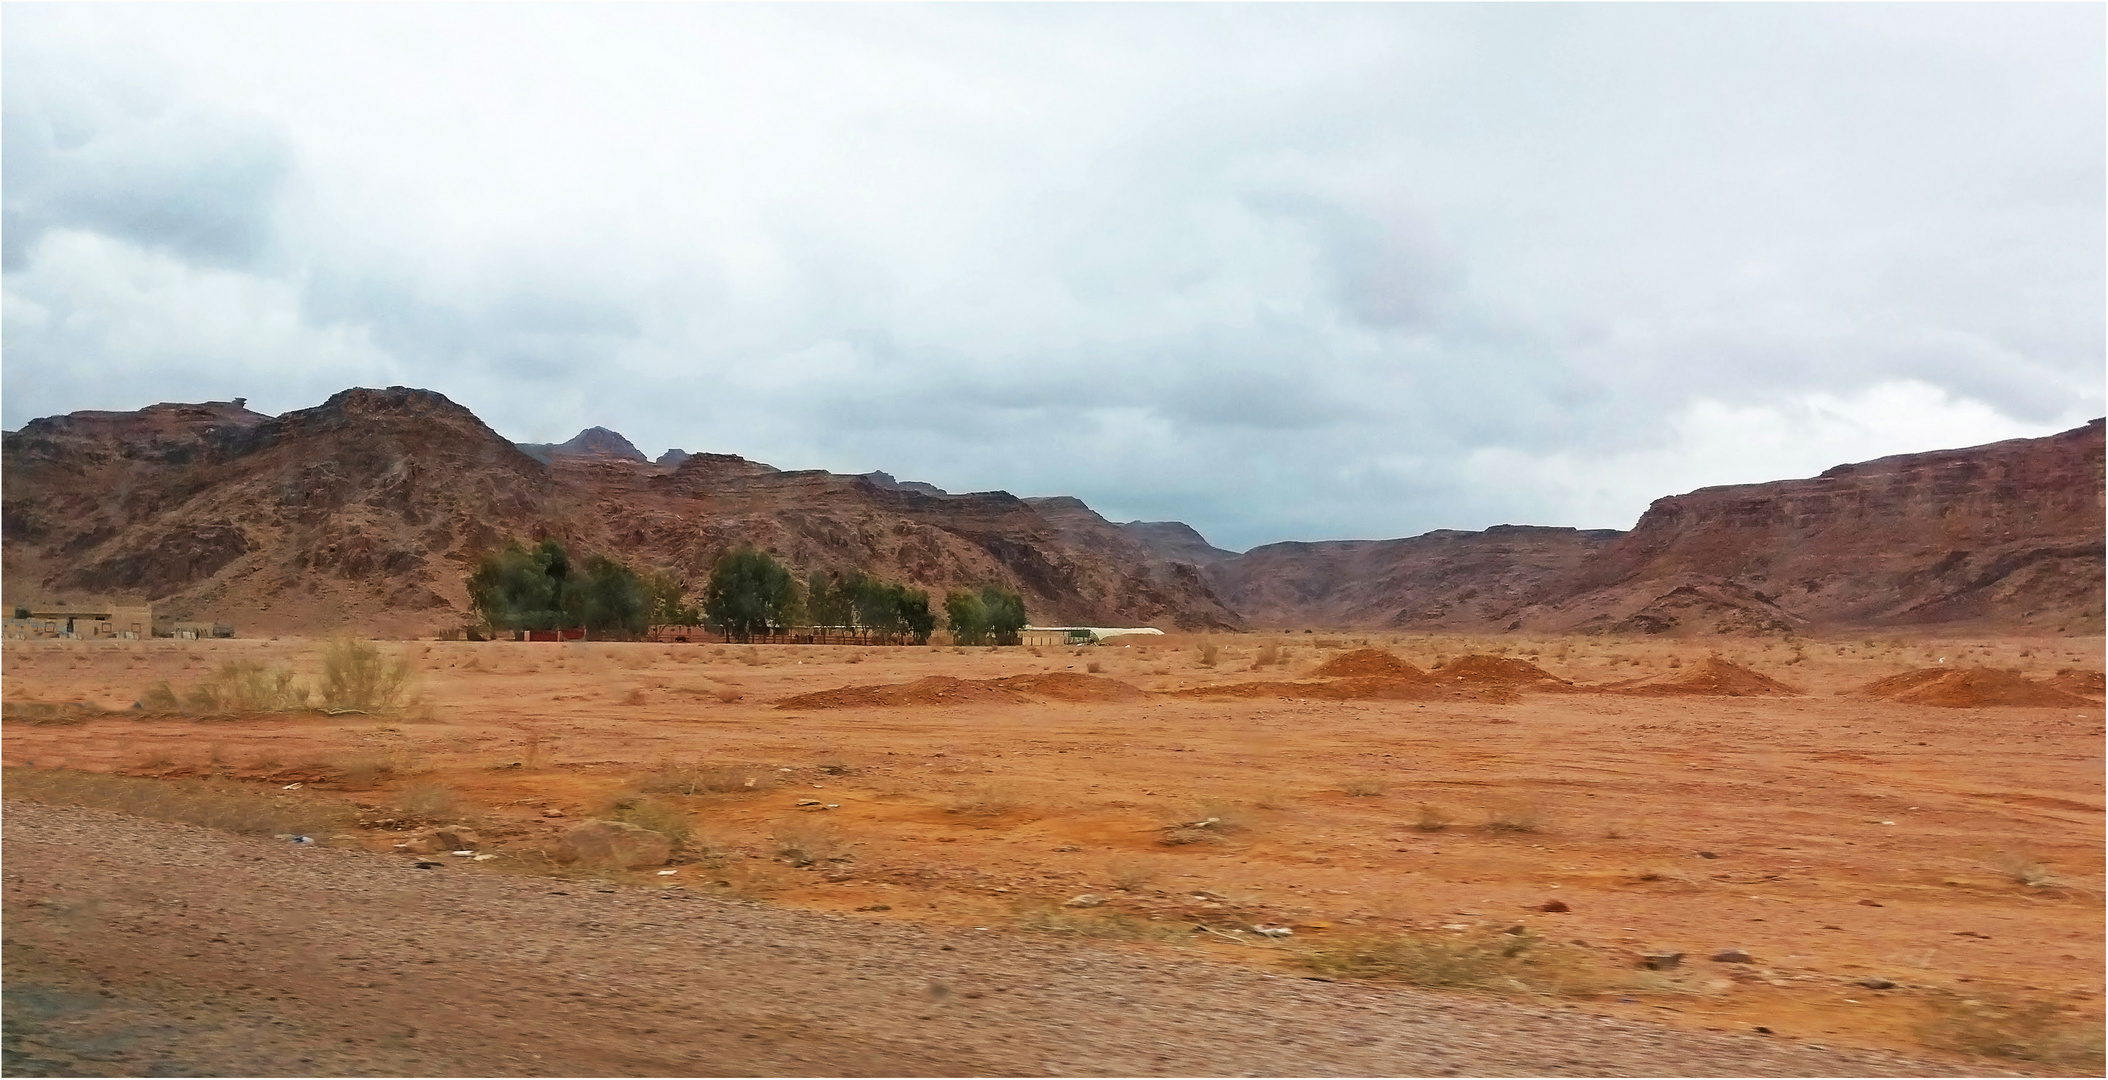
[6,387,2098,638]
[1205,526,1622,631]
[518,426,648,465]
[1200,419,2104,636]
[1120,520,1238,565]
[2,388,1240,634]
[1512,418,2106,635]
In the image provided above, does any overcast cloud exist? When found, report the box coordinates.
[4,4,2101,550]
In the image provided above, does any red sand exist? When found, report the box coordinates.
[1859,666,2092,708]
[1606,656,1802,697]
[776,672,1143,709]
[1309,648,1431,680]
[1432,654,1570,687]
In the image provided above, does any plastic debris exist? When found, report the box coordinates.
[473,853,498,862]
[282,782,304,790]
[657,869,678,876]
[291,835,316,845]
[451,849,475,856]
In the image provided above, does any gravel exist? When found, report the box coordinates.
[3,800,1980,1077]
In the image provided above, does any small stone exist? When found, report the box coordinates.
[1053,844,1082,852]
[1698,851,1719,859]
[541,809,565,818]
[1754,1026,1773,1035]
[1855,977,1896,990]
[1539,899,1571,913]
[1857,899,1883,907]
[1710,949,1753,964]
[1637,952,1684,970]
[1065,894,1107,907]
[796,799,822,807]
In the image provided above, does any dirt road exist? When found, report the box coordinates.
[4,801,1978,1077]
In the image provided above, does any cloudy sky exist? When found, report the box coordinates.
[5,4,2101,551]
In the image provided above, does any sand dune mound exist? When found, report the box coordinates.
[777,672,1144,709]
[2050,668,2106,699]
[1172,675,1515,704]
[1607,656,1801,697]
[1310,649,1431,680]
[1857,667,2091,708]
[1433,654,1570,687]
[987,672,1147,702]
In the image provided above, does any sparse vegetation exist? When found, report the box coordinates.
[1198,640,1221,667]
[771,818,845,867]
[181,660,311,715]
[1343,777,1386,797]
[1015,899,1184,942]
[947,783,1018,817]
[1481,798,1547,833]
[319,635,410,712]
[1916,992,2105,1069]
[1413,802,1454,832]
[5,767,353,836]
[640,762,770,795]
[1986,851,2061,888]
[1302,929,1606,995]
[1107,857,1159,891]
[944,585,1028,646]
[607,793,693,846]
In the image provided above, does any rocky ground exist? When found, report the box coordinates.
[5,801,1986,1078]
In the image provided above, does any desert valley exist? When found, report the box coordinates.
[3,389,2103,1076]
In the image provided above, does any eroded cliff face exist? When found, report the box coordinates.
[1205,526,1624,631]
[1518,419,2106,635]
[2,389,1241,633]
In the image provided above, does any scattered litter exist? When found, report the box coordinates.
[1064,894,1107,908]
[657,870,678,876]
[1255,926,1293,938]
[281,783,303,790]
[291,835,315,845]
[451,850,475,857]
[472,853,497,862]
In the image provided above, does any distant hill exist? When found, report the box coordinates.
[5,387,2097,637]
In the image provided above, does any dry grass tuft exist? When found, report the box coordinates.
[398,781,463,821]
[606,794,694,847]
[1302,929,1609,996]
[180,660,311,715]
[1106,857,1160,891]
[319,635,411,713]
[1916,993,2105,1069]
[1481,797,1549,833]
[946,783,1019,817]
[1413,802,1454,832]
[639,762,773,796]
[1985,851,2062,888]
[1015,899,1184,942]
[1197,640,1221,667]
[5,767,354,836]
[771,818,846,867]
[1342,777,1386,797]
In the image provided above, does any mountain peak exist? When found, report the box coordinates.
[518,426,646,465]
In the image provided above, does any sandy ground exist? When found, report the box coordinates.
[3,631,2102,1073]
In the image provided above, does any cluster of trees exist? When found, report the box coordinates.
[943,585,1029,646]
[468,539,1025,645]
[806,570,937,644]
[466,538,688,635]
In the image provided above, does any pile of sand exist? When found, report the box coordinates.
[777,673,1144,709]
[2050,668,2106,699]
[987,673,1147,702]
[1856,667,2091,708]
[1433,654,1570,688]
[1172,675,1516,704]
[1309,649,1431,680]
[1606,656,1801,698]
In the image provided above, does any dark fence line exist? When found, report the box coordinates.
[642,625,922,646]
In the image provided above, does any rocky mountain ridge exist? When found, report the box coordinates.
[5,388,2099,637]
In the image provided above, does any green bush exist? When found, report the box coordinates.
[704,548,801,640]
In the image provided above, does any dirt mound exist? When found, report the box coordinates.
[987,672,1146,702]
[777,672,1144,709]
[1172,675,1515,704]
[1432,654,1570,687]
[1607,656,1801,698]
[775,676,1030,710]
[1856,667,2091,708]
[2050,668,2106,699]
[1310,649,1430,680]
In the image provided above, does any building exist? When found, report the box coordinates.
[1017,625,1165,646]
[4,602,153,640]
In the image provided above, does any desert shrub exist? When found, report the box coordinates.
[1255,641,1281,667]
[1107,857,1160,891]
[1198,640,1221,667]
[1482,798,1548,833]
[1917,993,2106,1069]
[333,750,424,789]
[608,794,693,846]
[5,767,353,836]
[640,762,770,796]
[1985,852,2060,888]
[139,681,181,712]
[1085,660,1103,673]
[184,660,310,715]
[1343,777,1386,797]
[319,635,411,712]
[1413,803,1454,832]
[771,819,845,866]
[1015,899,1183,942]
[399,781,463,821]
[1303,929,1605,995]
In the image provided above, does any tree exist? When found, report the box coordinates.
[466,538,569,631]
[895,586,936,644]
[944,589,988,646]
[807,571,853,630]
[564,555,653,636]
[980,584,1028,646]
[647,570,700,626]
[704,548,801,640]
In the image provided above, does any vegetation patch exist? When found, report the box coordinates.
[5,767,355,837]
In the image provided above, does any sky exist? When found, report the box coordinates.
[4,4,2102,552]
